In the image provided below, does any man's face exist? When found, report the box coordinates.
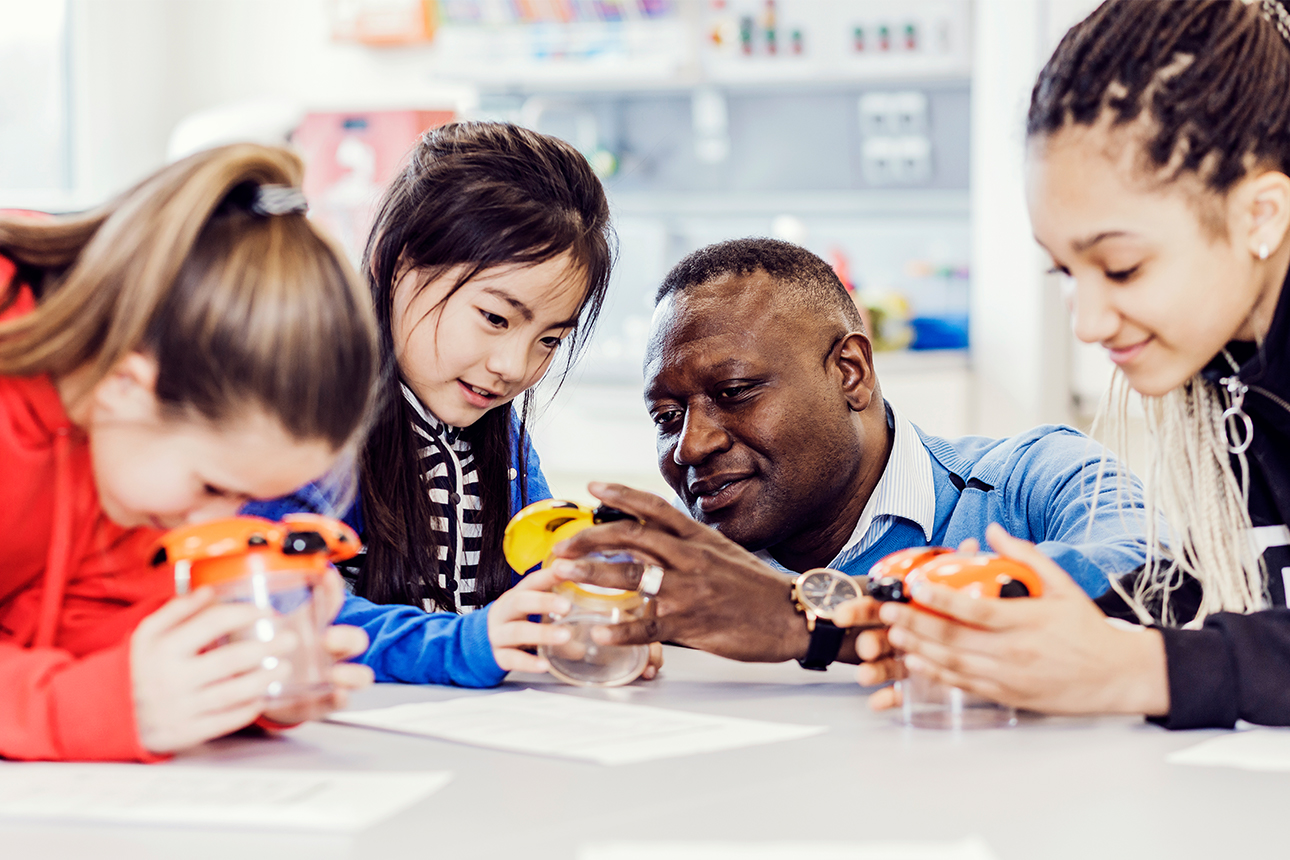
[643,271,868,553]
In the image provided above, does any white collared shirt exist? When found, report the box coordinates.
[755,403,937,574]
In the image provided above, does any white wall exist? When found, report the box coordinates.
[65,0,472,206]
[967,0,1102,437]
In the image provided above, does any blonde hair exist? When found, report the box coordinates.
[0,144,379,453]
[1095,370,1265,627]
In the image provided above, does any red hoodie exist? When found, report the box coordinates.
[0,257,171,761]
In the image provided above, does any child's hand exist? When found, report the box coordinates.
[877,524,1170,716]
[832,596,902,710]
[835,537,984,712]
[131,587,292,754]
[487,567,576,674]
[260,568,373,725]
[260,622,373,726]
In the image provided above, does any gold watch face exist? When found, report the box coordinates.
[797,568,861,617]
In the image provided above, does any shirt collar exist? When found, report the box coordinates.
[839,402,936,548]
[401,383,462,444]
[755,401,937,572]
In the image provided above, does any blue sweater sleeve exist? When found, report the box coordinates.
[247,421,557,688]
[336,594,505,688]
[1002,430,1150,598]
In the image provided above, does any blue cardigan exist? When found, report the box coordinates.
[812,425,1149,597]
[243,428,551,689]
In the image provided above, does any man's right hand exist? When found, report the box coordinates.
[547,482,812,664]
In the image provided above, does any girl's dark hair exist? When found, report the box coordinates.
[1029,0,1290,199]
[357,121,614,610]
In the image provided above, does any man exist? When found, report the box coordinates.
[551,238,1147,671]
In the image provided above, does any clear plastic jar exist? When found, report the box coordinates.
[203,566,334,709]
[539,581,651,687]
[156,515,360,714]
[898,660,1016,729]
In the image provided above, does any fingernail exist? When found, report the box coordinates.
[588,481,609,494]
[536,659,550,672]
[878,604,899,624]
[888,627,906,647]
[905,654,926,673]
[555,627,572,643]
[553,597,572,614]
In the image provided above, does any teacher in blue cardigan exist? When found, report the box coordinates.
[551,238,1150,670]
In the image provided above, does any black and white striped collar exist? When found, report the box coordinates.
[401,383,463,445]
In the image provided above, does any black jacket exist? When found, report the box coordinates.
[1097,271,1290,729]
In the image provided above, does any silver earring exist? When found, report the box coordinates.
[1259,242,1270,260]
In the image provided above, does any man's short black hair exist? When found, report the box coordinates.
[656,237,866,332]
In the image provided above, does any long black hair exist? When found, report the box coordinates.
[357,121,614,610]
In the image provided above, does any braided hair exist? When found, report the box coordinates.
[1030,0,1290,195]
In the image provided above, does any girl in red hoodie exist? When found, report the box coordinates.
[0,144,380,761]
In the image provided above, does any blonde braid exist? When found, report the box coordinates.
[1096,371,1266,627]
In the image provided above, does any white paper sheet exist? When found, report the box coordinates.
[578,838,1000,860]
[0,764,451,832]
[329,689,825,765]
[1167,728,1290,771]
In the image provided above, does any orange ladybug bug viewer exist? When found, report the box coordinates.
[152,515,362,711]
[869,546,1045,607]
[869,546,1044,730]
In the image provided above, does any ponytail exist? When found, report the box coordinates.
[0,144,379,452]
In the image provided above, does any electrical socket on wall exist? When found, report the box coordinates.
[858,90,932,185]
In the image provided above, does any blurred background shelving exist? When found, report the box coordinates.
[0,0,1129,502]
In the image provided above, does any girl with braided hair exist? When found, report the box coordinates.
[847,0,1290,728]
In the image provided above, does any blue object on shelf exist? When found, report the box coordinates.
[909,315,969,350]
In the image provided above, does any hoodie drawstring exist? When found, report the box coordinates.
[34,428,73,648]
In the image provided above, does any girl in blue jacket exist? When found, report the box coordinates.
[250,121,619,687]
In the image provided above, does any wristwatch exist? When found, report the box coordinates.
[792,568,864,670]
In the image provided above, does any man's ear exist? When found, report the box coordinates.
[834,331,878,412]
[89,352,161,423]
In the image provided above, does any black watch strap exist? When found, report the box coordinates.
[797,618,845,671]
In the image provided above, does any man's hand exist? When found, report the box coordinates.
[547,482,811,663]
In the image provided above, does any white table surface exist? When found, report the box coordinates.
[1,646,1276,860]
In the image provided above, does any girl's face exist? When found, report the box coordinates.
[69,354,337,531]
[393,251,587,427]
[1026,125,1284,397]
